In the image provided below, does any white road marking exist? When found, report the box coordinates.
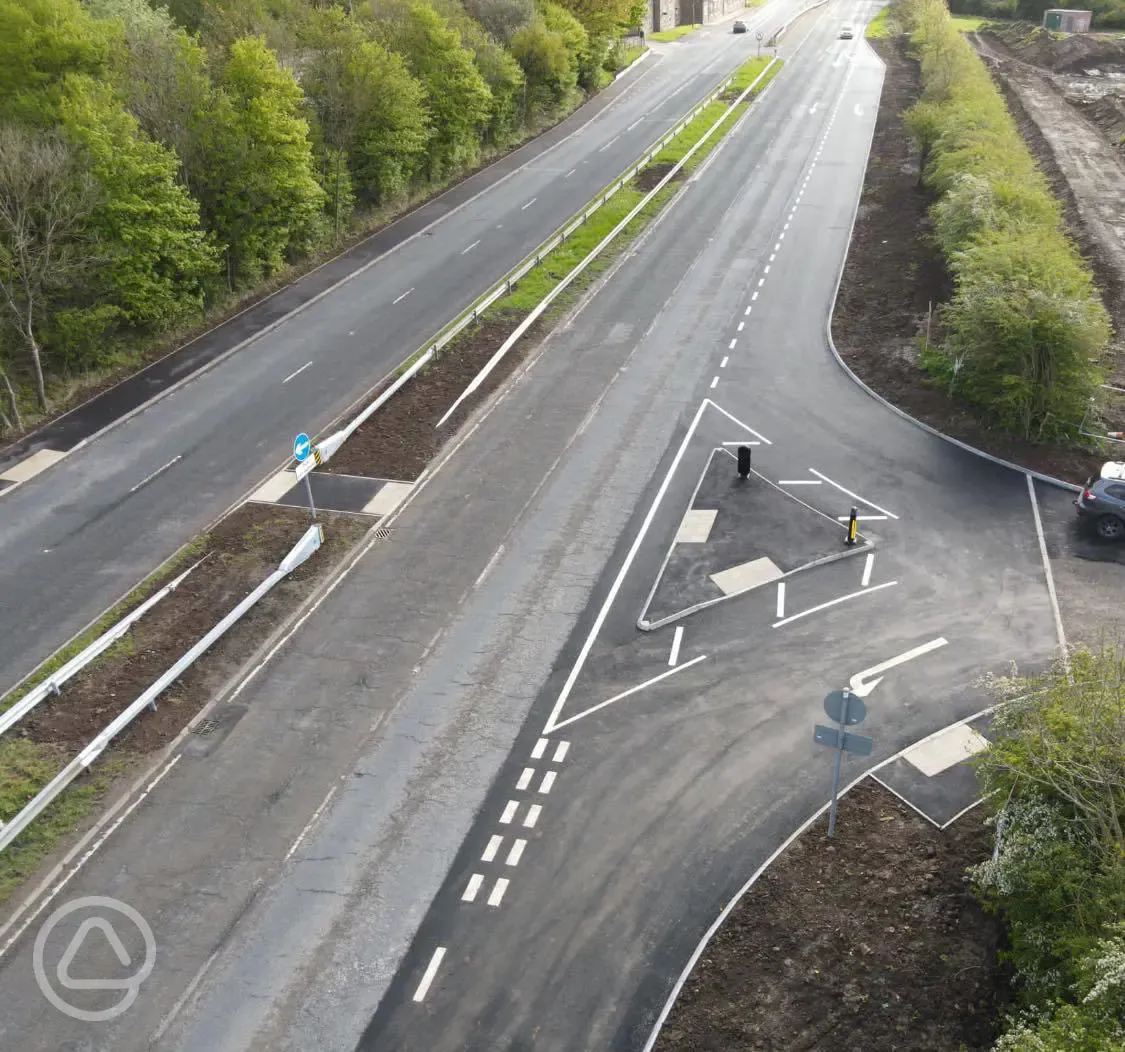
[521,197,537,209]
[773,581,897,628]
[598,135,620,152]
[810,102,818,113]
[707,400,772,444]
[392,287,414,304]
[152,947,220,1043]
[779,479,820,485]
[281,361,313,384]
[1027,475,1068,663]
[668,626,684,666]
[720,356,729,367]
[627,118,644,131]
[710,377,719,389]
[836,514,887,521]
[769,253,776,262]
[482,835,503,862]
[413,948,446,1001]
[523,804,542,828]
[721,441,759,446]
[810,469,899,518]
[516,767,534,790]
[565,169,576,178]
[506,839,527,866]
[849,638,948,698]
[736,322,744,332]
[461,240,480,254]
[764,265,770,274]
[773,243,780,252]
[129,455,182,494]
[488,878,509,907]
[776,581,785,619]
[758,278,765,287]
[284,785,339,861]
[531,738,548,760]
[783,222,789,231]
[553,741,569,763]
[539,771,557,794]
[553,655,708,731]
[728,338,737,349]
[751,291,759,301]
[854,103,863,115]
[462,874,484,902]
[500,801,519,824]
[473,544,505,589]
[861,552,874,587]
[744,305,752,315]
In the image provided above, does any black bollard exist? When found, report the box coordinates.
[737,445,752,479]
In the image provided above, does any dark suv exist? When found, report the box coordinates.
[1075,466,1125,538]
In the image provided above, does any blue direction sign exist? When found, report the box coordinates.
[293,432,312,463]
[824,689,866,726]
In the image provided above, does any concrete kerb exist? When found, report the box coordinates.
[639,701,1000,1052]
[822,36,1081,496]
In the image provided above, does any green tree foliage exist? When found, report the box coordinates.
[464,0,534,41]
[196,35,326,285]
[971,647,1125,1049]
[900,0,1109,441]
[511,16,576,114]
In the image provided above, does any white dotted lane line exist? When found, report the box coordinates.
[488,878,509,907]
[516,767,534,790]
[539,771,556,794]
[462,874,485,902]
[500,800,519,824]
[413,948,446,1002]
[721,356,729,368]
[552,741,569,763]
[505,839,527,866]
[523,804,542,829]
[710,377,719,389]
[482,835,503,863]
[729,338,738,349]
[531,738,548,759]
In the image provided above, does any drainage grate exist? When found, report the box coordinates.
[192,718,220,737]
[375,527,393,540]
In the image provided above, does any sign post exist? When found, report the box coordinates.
[756,29,763,56]
[814,687,873,838]
[293,433,317,522]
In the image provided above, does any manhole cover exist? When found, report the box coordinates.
[192,718,220,737]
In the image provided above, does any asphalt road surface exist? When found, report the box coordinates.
[0,2,803,700]
[0,4,1065,1051]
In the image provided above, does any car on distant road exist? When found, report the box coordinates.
[733,20,747,32]
[1074,462,1125,538]
[839,24,854,38]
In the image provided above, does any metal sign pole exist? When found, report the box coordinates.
[303,474,317,523]
[826,688,851,839]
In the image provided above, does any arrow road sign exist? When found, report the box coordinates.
[293,432,312,463]
[814,724,873,756]
[848,637,948,698]
[824,689,866,726]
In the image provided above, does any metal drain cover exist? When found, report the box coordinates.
[192,718,220,737]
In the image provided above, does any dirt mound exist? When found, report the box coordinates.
[988,22,1125,72]
[1073,90,1125,152]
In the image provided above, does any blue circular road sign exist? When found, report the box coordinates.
[293,432,312,462]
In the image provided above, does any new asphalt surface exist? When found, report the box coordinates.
[0,2,803,699]
[0,4,1066,1051]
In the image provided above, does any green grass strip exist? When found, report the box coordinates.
[650,23,701,42]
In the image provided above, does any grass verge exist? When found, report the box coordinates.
[866,6,895,37]
[650,23,701,42]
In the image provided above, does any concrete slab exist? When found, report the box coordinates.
[364,480,414,517]
[710,556,782,594]
[274,472,386,514]
[0,448,66,484]
[675,508,718,544]
[902,722,990,777]
[641,449,865,628]
[250,470,297,504]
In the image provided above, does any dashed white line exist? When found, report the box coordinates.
[720,355,729,368]
[281,361,313,384]
[668,625,684,666]
[737,321,744,332]
[728,338,737,349]
[758,277,765,287]
[744,305,752,315]
[506,839,527,866]
[627,118,644,131]
[773,242,780,252]
[861,552,875,587]
[462,874,485,902]
[392,287,414,304]
[461,240,480,254]
[532,738,548,760]
[710,376,719,389]
[284,785,339,861]
[776,581,786,619]
[539,771,557,794]
[482,835,503,862]
[521,197,537,209]
[779,479,821,485]
[500,801,519,824]
[837,514,888,522]
[764,265,770,274]
[523,804,542,829]
[488,878,509,907]
[751,291,759,301]
[769,253,776,263]
[553,741,569,763]
[565,168,576,178]
[517,767,534,790]
[783,222,790,231]
[129,455,182,494]
[413,948,446,1001]
[598,135,620,152]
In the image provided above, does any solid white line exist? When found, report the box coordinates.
[521,197,538,209]
[281,361,313,384]
[1027,474,1068,662]
[461,240,480,254]
[728,338,737,349]
[488,878,509,907]
[861,552,874,587]
[0,753,181,960]
[869,773,943,829]
[462,874,485,902]
[473,544,505,589]
[710,377,719,389]
[720,356,729,368]
[773,581,896,628]
[152,947,220,1043]
[284,785,339,861]
[506,839,527,866]
[413,948,446,1001]
[552,655,708,731]
[553,741,569,763]
[668,626,684,666]
[598,136,620,152]
[720,441,759,447]
[778,479,820,485]
[531,738,548,760]
[707,401,772,444]
[539,771,556,794]
[775,581,785,619]
[392,287,414,304]
[836,514,887,521]
[482,835,503,862]
[500,801,519,824]
[516,767,534,790]
[523,804,542,829]
[939,794,993,830]
[129,455,182,494]
[810,469,899,518]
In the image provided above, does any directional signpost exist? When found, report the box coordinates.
[814,687,873,838]
[293,432,317,522]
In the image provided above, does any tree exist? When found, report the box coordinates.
[195,35,326,286]
[463,0,534,42]
[457,17,526,145]
[0,124,96,416]
[511,17,574,114]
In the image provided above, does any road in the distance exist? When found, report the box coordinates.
[0,3,801,698]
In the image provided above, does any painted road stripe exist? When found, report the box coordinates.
[516,767,534,790]
[776,581,786,619]
[462,874,484,902]
[773,581,897,628]
[531,738,548,760]
[413,948,446,1002]
[779,479,820,485]
[482,835,503,863]
[461,240,480,254]
[129,455,181,494]
[810,469,899,518]
[553,741,569,763]
[506,839,527,866]
[523,804,542,829]
[710,377,719,389]
[521,197,537,209]
[668,626,684,666]
[500,801,518,824]
[720,356,729,368]
[565,168,576,178]
[837,515,887,522]
[392,287,414,304]
[729,338,737,349]
[488,878,509,907]
[281,361,313,384]
[862,553,874,587]
[744,305,752,315]
[539,771,556,794]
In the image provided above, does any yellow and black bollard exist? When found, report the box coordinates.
[845,506,858,547]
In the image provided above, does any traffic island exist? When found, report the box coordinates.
[639,449,869,629]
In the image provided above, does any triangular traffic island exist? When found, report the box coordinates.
[639,449,871,629]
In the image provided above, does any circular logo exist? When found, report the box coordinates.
[33,896,156,1022]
